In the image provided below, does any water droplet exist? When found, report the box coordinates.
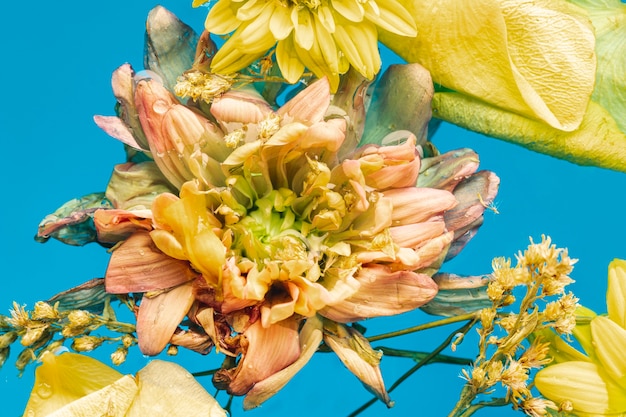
[138,249,145,256]
[152,99,169,115]
[133,70,164,85]
[26,410,35,417]
[36,382,52,399]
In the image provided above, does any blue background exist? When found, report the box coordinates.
[1,1,624,415]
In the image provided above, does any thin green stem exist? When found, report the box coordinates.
[367,312,478,342]
[376,346,472,366]
[349,319,478,417]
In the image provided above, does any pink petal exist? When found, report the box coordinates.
[320,264,438,322]
[384,187,457,225]
[93,115,142,149]
[278,78,331,123]
[136,281,195,356]
[93,208,152,245]
[105,231,199,294]
[389,221,447,249]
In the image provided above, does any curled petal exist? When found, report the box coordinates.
[421,273,491,317]
[323,321,392,407]
[417,148,480,191]
[320,264,438,322]
[93,209,153,245]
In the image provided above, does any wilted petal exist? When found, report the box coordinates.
[243,316,323,409]
[144,6,199,92]
[361,63,433,146]
[213,317,301,395]
[417,148,480,191]
[136,281,195,356]
[320,264,437,322]
[93,208,153,245]
[421,273,491,317]
[607,258,626,329]
[210,87,274,126]
[106,231,199,294]
[36,193,114,246]
[105,161,175,210]
[323,321,392,406]
[93,115,140,149]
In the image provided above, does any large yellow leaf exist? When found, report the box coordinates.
[380,0,596,131]
[432,92,626,172]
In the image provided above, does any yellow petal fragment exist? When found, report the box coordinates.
[535,361,617,414]
[126,360,227,417]
[591,316,626,389]
[380,0,596,131]
[47,376,138,417]
[431,93,626,173]
[607,259,626,328]
[24,351,125,416]
[292,7,315,50]
[333,20,380,79]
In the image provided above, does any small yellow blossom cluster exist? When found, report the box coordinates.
[174,70,235,103]
[0,300,137,372]
[454,236,577,416]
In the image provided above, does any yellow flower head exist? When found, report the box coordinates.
[194,0,417,90]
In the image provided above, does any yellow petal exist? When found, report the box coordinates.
[331,0,365,22]
[533,328,590,365]
[126,360,227,417]
[291,7,315,50]
[608,259,626,328]
[24,351,125,416]
[381,0,596,131]
[236,0,265,21]
[205,0,242,34]
[235,6,279,54]
[243,316,323,409]
[269,3,294,40]
[591,316,626,389]
[364,0,417,37]
[431,93,626,173]
[534,361,621,414]
[47,376,138,417]
[332,20,380,79]
[276,37,306,84]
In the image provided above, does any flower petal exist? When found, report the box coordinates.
[320,264,438,322]
[323,321,392,407]
[243,316,323,409]
[591,316,626,389]
[106,231,198,294]
[276,37,306,84]
[607,258,626,329]
[136,281,195,356]
[24,351,126,416]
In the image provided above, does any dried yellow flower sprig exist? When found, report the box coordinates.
[451,236,577,417]
[0,300,137,373]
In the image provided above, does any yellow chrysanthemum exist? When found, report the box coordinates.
[193,0,417,90]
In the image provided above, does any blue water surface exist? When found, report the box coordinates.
[1,1,624,416]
